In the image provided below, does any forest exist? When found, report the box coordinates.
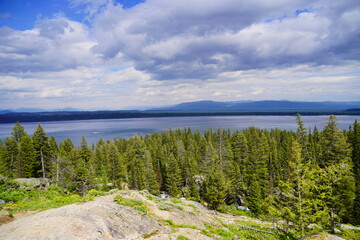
[1,109,359,123]
[0,114,359,238]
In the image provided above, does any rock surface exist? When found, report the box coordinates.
[0,199,164,240]
[0,190,354,240]
[13,178,50,188]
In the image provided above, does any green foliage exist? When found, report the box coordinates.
[339,228,360,240]
[202,165,228,211]
[0,178,93,213]
[86,189,105,197]
[2,117,359,236]
[11,121,27,143]
[349,120,360,225]
[162,219,198,229]
[176,235,190,240]
[155,199,184,211]
[114,194,148,214]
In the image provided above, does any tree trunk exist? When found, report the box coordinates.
[41,149,45,178]
[56,158,59,187]
[330,208,335,234]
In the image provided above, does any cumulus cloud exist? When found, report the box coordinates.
[0,17,98,73]
[91,0,360,80]
[0,0,359,109]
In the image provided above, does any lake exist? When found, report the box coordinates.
[0,115,358,145]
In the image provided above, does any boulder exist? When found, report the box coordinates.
[13,178,50,188]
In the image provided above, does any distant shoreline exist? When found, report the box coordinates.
[1,110,359,123]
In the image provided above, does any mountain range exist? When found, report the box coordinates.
[150,100,360,111]
[1,101,360,114]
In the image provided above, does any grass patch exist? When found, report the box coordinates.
[234,219,273,230]
[0,183,96,214]
[183,203,198,211]
[146,195,153,201]
[155,199,184,211]
[204,223,234,239]
[162,219,198,229]
[143,230,159,239]
[114,194,148,214]
[339,228,360,240]
[202,219,278,240]
[170,198,182,204]
[176,235,190,240]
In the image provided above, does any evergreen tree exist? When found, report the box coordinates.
[106,141,126,186]
[11,121,27,143]
[76,136,93,195]
[126,135,158,193]
[349,120,360,224]
[48,136,59,184]
[318,115,355,232]
[165,153,182,197]
[202,165,228,210]
[32,123,50,178]
[18,135,36,178]
[245,129,269,214]
[143,149,160,195]
[278,140,316,237]
[296,114,310,161]
[58,138,76,189]
[0,137,18,177]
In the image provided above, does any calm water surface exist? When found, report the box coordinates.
[0,115,358,145]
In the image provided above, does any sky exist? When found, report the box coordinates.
[0,0,359,110]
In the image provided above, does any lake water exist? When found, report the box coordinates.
[0,115,358,145]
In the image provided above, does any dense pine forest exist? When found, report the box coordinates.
[1,115,359,237]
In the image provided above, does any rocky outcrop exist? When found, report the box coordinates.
[13,178,50,188]
[1,190,353,240]
[0,199,165,240]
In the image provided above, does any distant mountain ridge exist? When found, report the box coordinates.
[151,100,360,111]
[0,107,82,113]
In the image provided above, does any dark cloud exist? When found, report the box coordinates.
[92,0,360,80]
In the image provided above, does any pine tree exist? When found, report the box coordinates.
[143,149,159,195]
[58,138,76,189]
[202,165,228,211]
[318,115,355,232]
[126,135,159,193]
[165,153,182,197]
[105,141,126,187]
[76,136,93,195]
[11,121,27,143]
[0,137,18,177]
[278,140,316,237]
[18,135,36,178]
[245,129,269,214]
[47,136,58,183]
[349,120,360,224]
[296,114,310,161]
[32,123,50,178]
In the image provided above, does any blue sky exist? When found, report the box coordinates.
[0,0,359,110]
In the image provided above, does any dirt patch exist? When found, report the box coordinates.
[0,215,14,225]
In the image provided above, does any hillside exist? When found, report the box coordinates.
[0,189,356,240]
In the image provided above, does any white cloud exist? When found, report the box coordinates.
[0,0,359,109]
[0,18,98,73]
[91,0,360,80]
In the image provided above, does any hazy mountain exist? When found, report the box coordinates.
[151,100,360,111]
[0,107,82,113]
